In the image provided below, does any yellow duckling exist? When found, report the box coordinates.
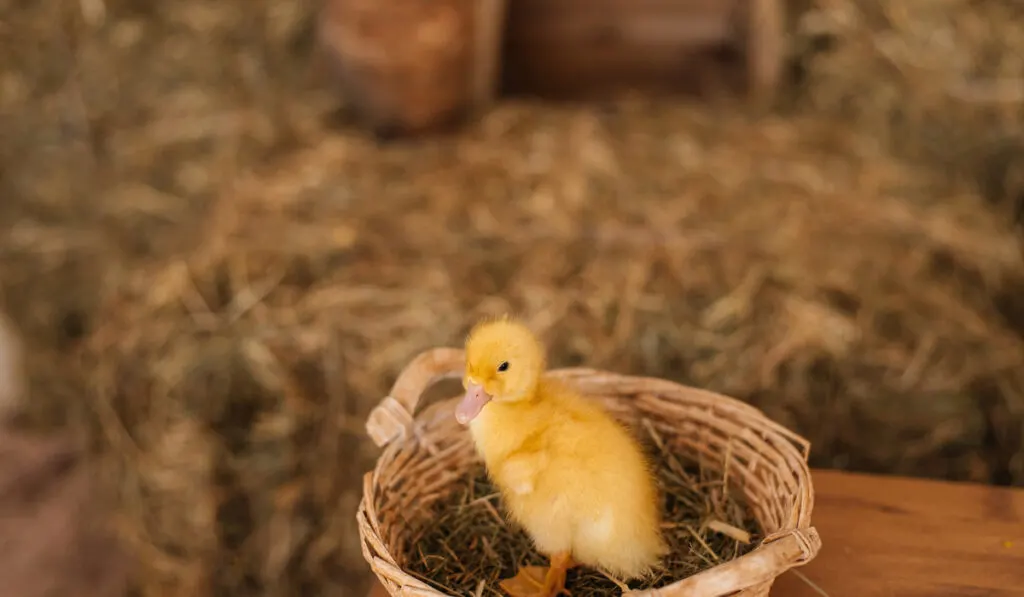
[456,317,667,597]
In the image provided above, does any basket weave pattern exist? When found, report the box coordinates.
[358,348,821,596]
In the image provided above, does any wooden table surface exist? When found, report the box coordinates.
[366,469,1024,596]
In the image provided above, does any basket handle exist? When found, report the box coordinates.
[638,526,821,597]
[365,348,466,448]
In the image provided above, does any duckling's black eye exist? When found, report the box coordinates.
[497,361,509,372]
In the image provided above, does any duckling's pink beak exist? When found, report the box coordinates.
[456,383,491,425]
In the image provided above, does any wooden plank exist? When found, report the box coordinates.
[470,0,507,110]
[745,0,784,106]
[773,470,1024,597]
[365,469,1024,596]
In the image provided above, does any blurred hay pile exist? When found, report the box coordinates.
[791,0,1024,167]
[0,1,1022,597]
[85,99,1024,594]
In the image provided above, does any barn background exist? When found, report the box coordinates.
[1,0,1022,596]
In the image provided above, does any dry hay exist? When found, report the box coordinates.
[788,0,1024,202]
[406,438,758,596]
[0,1,1021,597]
[82,98,1024,596]
[0,0,331,430]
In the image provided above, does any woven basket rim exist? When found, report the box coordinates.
[358,347,821,597]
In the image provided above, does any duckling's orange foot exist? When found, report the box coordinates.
[499,566,569,597]
[499,553,573,597]
[499,566,547,597]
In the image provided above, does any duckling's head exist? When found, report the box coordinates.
[456,317,545,425]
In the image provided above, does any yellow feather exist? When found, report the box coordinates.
[461,319,668,579]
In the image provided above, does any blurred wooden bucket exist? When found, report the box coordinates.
[318,0,508,137]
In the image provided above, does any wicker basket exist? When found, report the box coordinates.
[357,348,821,596]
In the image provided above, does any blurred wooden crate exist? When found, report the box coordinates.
[502,0,783,102]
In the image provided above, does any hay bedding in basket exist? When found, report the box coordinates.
[405,431,758,596]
